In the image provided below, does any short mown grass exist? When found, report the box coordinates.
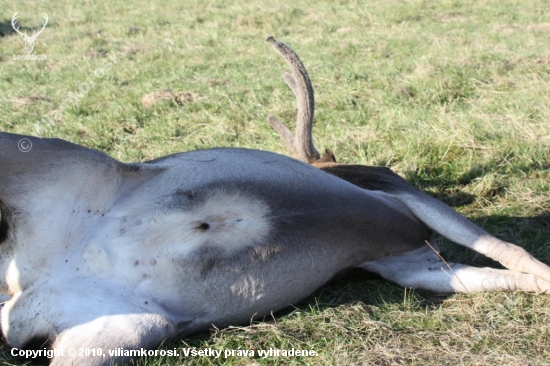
[1,0,550,365]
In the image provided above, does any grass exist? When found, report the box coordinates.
[1,0,550,364]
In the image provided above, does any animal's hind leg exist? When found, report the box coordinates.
[318,164,550,285]
[359,244,550,293]
[386,188,550,285]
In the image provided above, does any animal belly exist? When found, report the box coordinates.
[146,187,427,331]
[78,148,431,331]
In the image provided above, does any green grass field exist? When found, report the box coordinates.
[1,0,550,364]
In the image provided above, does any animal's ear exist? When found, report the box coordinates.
[317,148,337,163]
[0,132,122,207]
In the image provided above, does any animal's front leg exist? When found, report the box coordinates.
[2,279,179,366]
[49,313,177,366]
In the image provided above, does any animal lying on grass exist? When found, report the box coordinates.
[1,37,549,366]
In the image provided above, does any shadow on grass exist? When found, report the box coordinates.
[404,161,550,208]
[0,20,16,37]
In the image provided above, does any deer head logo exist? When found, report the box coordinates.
[11,11,48,54]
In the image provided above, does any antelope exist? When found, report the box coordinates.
[11,11,48,54]
[1,37,549,366]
